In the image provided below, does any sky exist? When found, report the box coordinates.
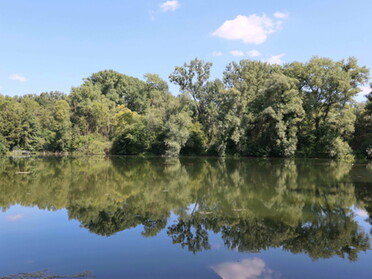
[1,0,372,100]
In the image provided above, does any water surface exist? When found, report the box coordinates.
[0,157,371,278]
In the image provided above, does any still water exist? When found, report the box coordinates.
[0,157,371,278]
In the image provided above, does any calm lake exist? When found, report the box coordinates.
[0,157,371,279]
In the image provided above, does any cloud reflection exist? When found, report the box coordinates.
[355,209,369,217]
[6,214,24,221]
[211,258,279,279]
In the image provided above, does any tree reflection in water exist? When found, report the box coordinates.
[0,270,92,279]
[0,157,370,261]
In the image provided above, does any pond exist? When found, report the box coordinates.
[0,157,371,279]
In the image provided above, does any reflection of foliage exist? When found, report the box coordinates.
[0,157,371,260]
[285,210,370,261]
[219,218,295,253]
[168,210,370,260]
[167,218,211,253]
[352,166,372,231]
[0,270,92,279]
[69,205,168,237]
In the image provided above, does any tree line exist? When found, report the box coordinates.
[0,56,371,158]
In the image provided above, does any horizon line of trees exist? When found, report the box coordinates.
[1,56,372,158]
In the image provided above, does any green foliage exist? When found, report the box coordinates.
[246,73,304,157]
[0,95,45,151]
[328,137,354,159]
[51,100,73,152]
[353,87,372,157]
[285,57,369,157]
[0,134,7,154]
[0,57,369,158]
[111,106,154,155]
[182,122,207,155]
[73,134,111,155]
[84,70,148,112]
[69,83,115,137]
[163,109,191,157]
[170,59,220,152]
[169,58,212,117]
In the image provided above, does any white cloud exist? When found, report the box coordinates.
[230,50,245,57]
[9,74,27,82]
[358,86,371,96]
[352,86,371,102]
[355,208,369,217]
[160,0,180,12]
[267,53,285,64]
[212,14,284,44]
[212,51,223,57]
[211,258,277,279]
[248,49,261,57]
[355,85,371,101]
[274,11,289,19]
[6,214,24,222]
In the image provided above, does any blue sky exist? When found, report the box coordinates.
[1,0,371,100]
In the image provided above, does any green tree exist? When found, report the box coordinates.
[182,122,207,155]
[51,100,72,152]
[69,83,115,136]
[220,60,281,155]
[0,96,44,151]
[285,57,369,157]
[84,70,148,112]
[247,74,304,156]
[353,85,372,157]
[111,105,154,155]
[169,58,212,119]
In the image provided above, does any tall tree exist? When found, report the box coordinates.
[248,74,304,156]
[285,57,369,157]
[169,58,212,119]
